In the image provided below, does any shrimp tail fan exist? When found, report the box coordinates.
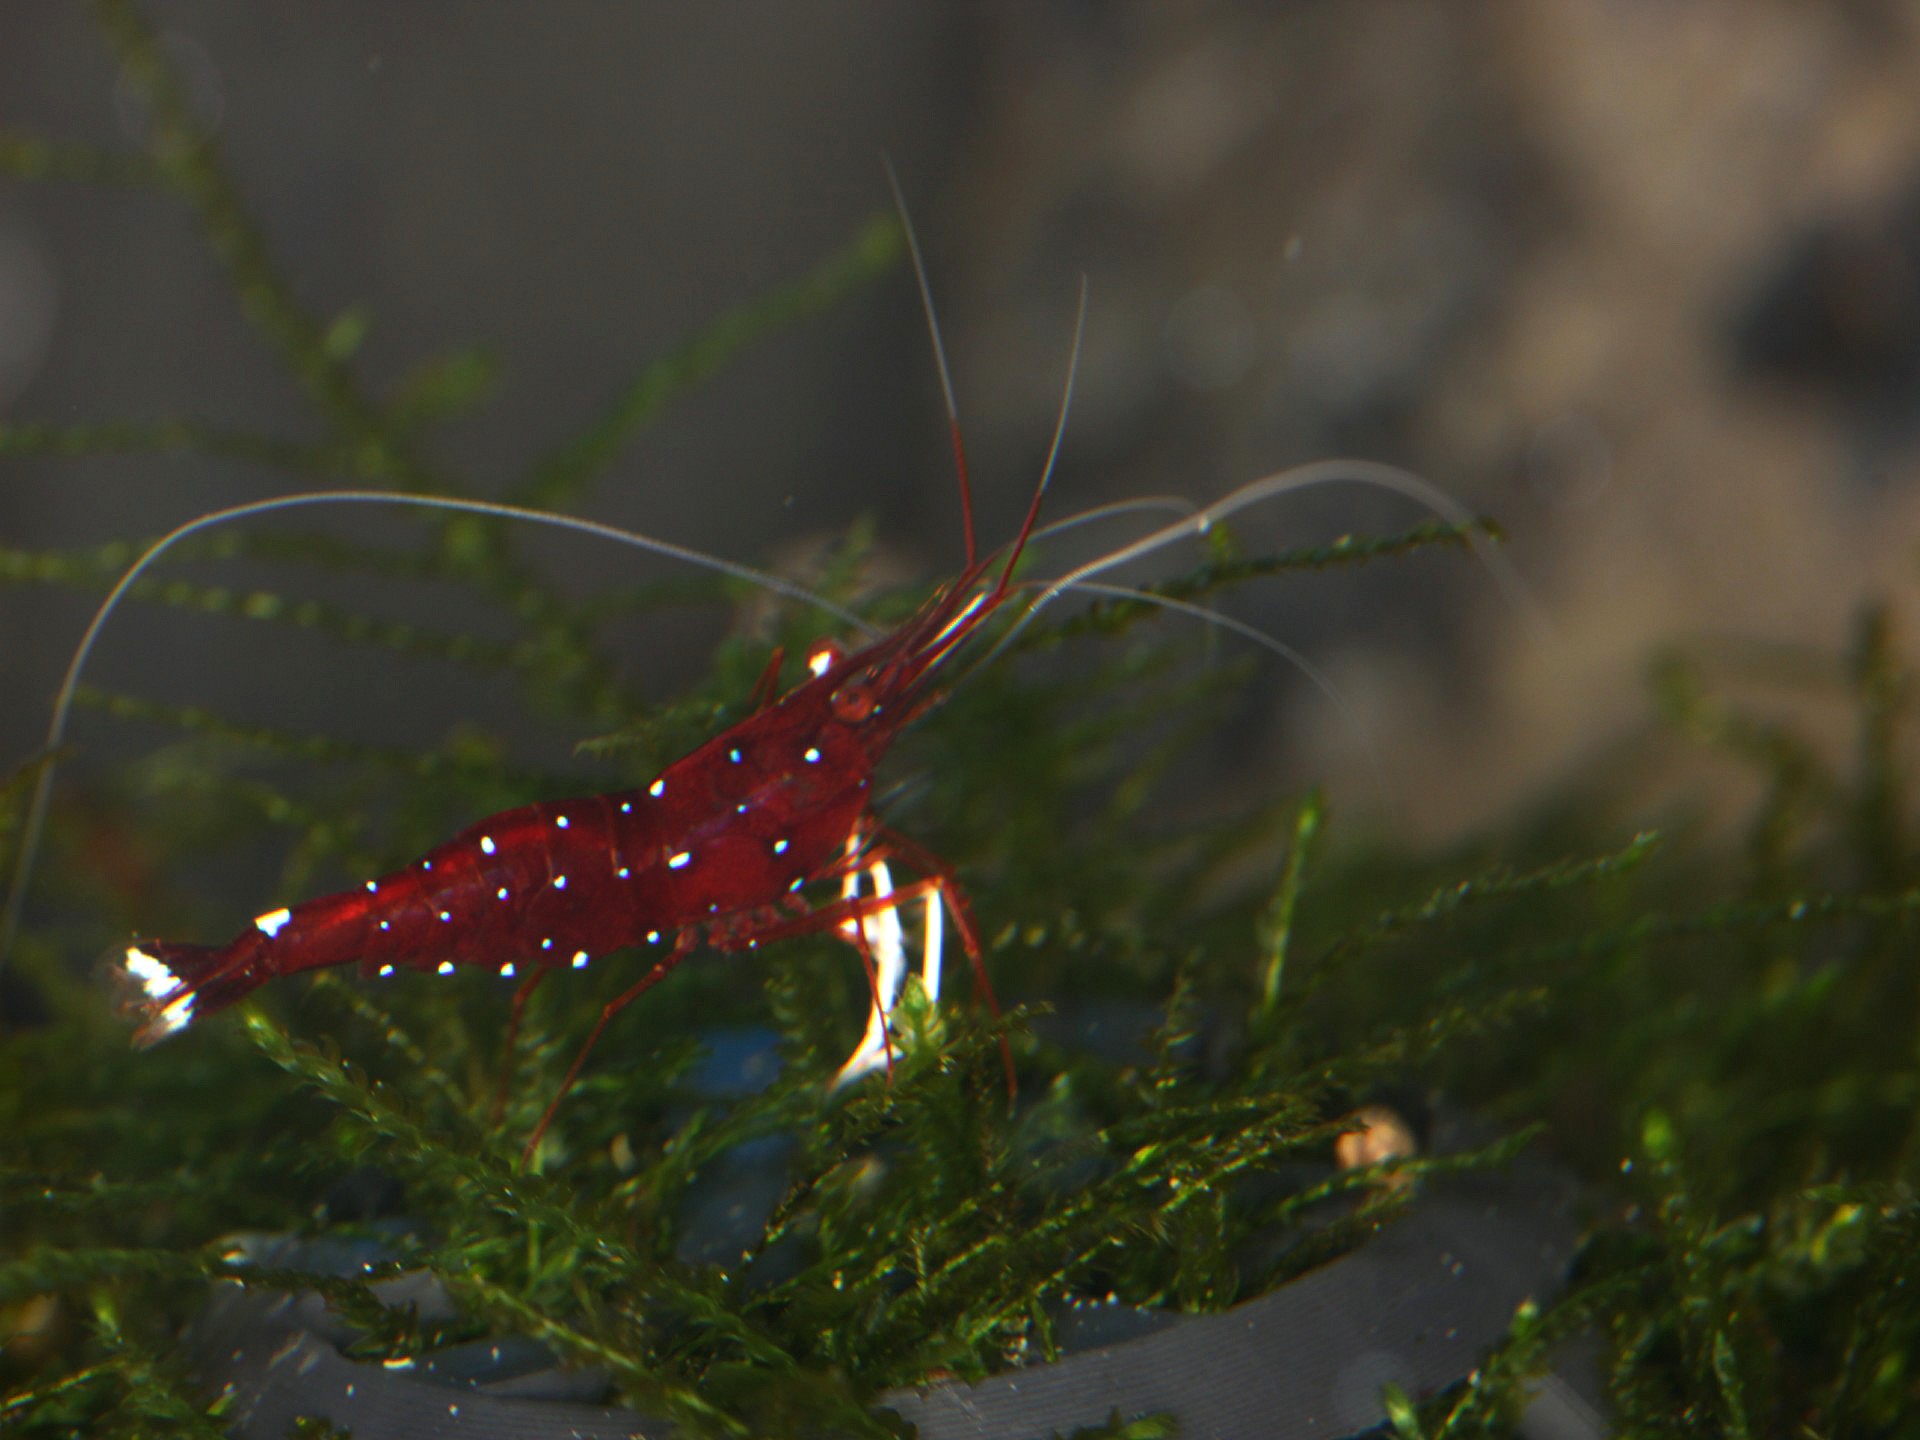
[116,938,264,1047]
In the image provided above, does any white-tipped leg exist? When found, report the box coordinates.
[834,858,877,1086]
[864,859,906,1012]
[920,886,944,1005]
[833,858,909,1089]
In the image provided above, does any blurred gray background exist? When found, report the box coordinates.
[8,1,1920,842]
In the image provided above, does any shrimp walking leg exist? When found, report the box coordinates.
[491,967,550,1127]
[833,859,954,1089]
[522,930,701,1163]
[834,850,907,1088]
[748,865,1013,1097]
[834,868,897,1090]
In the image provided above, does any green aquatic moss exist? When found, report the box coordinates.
[6,3,1920,1436]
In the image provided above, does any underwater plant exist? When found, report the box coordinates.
[5,5,1920,1437]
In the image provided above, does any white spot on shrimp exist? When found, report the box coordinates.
[254,907,292,938]
[379,921,391,932]
[649,779,665,798]
[728,747,742,764]
[124,948,175,1000]
[125,948,195,1035]
[480,835,496,855]
[788,877,804,893]
[620,801,632,813]
[808,648,834,678]
[571,951,589,969]
[422,860,432,871]
[438,911,451,922]
[668,851,691,870]
[556,814,569,829]
[497,887,509,901]
[646,930,660,943]
[437,961,454,976]
[804,747,821,764]
[736,803,749,815]
[379,964,394,976]
[365,880,378,893]
[541,938,553,951]
[500,963,515,978]
[554,875,567,890]
[617,867,630,879]
[773,838,790,855]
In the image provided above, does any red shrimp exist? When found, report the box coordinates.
[117,506,1036,1149]
[14,445,1534,1171]
[7,187,1539,1162]
[94,220,1083,1158]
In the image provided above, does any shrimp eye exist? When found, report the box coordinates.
[830,678,875,722]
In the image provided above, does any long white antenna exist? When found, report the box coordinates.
[991,275,1087,599]
[1027,495,1202,546]
[882,156,960,445]
[0,489,878,985]
[1051,579,1396,813]
[883,155,976,568]
[1008,458,1551,652]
